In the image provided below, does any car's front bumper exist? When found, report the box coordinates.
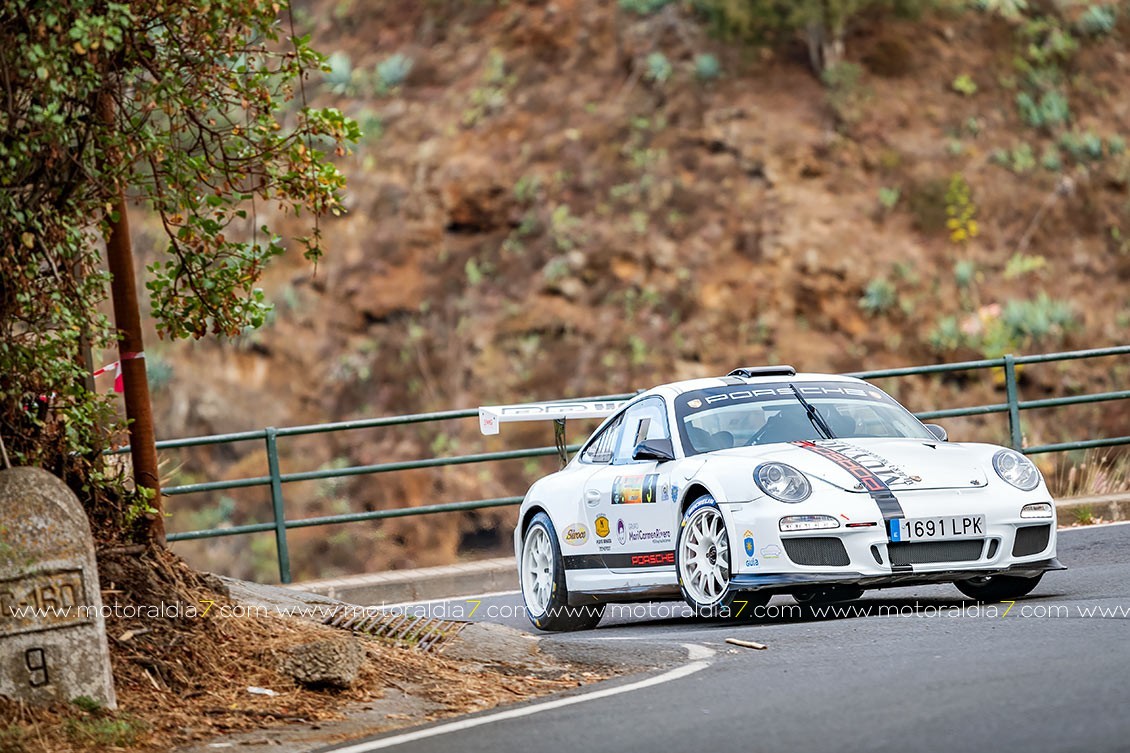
[724,486,1061,591]
[730,557,1066,594]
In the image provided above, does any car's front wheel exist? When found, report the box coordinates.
[520,512,604,631]
[676,495,769,619]
[954,573,1043,602]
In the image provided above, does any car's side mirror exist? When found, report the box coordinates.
[632,438,676,462]
[925,424,948,442]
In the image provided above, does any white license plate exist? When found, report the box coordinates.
[889,515,985,542]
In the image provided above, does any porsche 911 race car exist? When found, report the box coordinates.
[479,366,1064,631]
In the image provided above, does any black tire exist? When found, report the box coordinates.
[519,512,604,631]
[954,573,1043,602]
[793,586,865,606]
[675,494,770,620]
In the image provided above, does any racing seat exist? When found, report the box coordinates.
[686,426,714,453]
[685,426,736,452]
[755,408,821,444]
[711,430,736,449]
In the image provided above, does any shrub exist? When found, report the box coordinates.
[928,315,964,352]
[952,73,978,96]
[645,52,673,84]
[463,50,515,126]
[1059,130,1105,162]
[991,143,1037,173]
[1017,90,1070,131]
[954,259,978,289]
[859,278,898,315]
[1019,17,1079,67]
[1041,145,1062,171]
[323,50,353,94]
[549,204,584,251]
[878,186,900,211]
[822,62,867,124]
[928,294,1076,357]
[945,174,978,243]
[694,53,722,81]
[1012,142,1037,172]
[1001,293,1077,340]
[1077,4,1117,36]
[376,53,413,93]
[65,717,146,747]
[1003,252,1046,279]
[146,352,174,392]
[822,60,863,91]
[620,0,675,15]
[972,0,1029,21]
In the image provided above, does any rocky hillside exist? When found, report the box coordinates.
[131,0,1129,582]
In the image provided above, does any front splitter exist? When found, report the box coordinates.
[729,557,1065,594]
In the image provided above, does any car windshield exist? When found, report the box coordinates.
[674,381,934,455]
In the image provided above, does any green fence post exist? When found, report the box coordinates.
[1004,354,1023,451]
[265,427,292,583]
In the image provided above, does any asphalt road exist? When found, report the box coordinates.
[322,523,1130,753]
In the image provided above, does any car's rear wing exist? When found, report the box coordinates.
[478,400,625,435]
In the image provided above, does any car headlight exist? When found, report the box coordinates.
[993,449,1041,491]
[754,462,812,503]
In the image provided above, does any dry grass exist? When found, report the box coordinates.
[0,547,602,753]
[1050,449,1130,500]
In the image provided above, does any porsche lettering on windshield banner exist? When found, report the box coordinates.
[677,382,896,414]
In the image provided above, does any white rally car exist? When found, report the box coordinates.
[480,367,1063,631]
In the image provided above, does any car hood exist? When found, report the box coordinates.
[711,438,989,492]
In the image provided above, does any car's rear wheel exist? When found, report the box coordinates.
[676,495,769,619]
[954,573,1043,602]
[520,512,604,631]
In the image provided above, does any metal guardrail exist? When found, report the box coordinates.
[138,346,1130,583]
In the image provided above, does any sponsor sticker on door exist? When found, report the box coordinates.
[563,524,588,546]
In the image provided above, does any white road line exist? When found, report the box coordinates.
[325,659,711,752]
[683,642,716,660]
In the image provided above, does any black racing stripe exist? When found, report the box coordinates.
[871,490,904,519]
[791,442,911,570]
[563,550,675,570]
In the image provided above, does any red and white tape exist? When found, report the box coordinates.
[92,352,144,393]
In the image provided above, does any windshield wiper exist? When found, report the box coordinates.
[789,384,835,439]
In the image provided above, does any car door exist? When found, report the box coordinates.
[559,412,624,567]
[583,397,678,574]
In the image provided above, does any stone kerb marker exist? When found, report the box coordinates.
[0,467,116,708]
